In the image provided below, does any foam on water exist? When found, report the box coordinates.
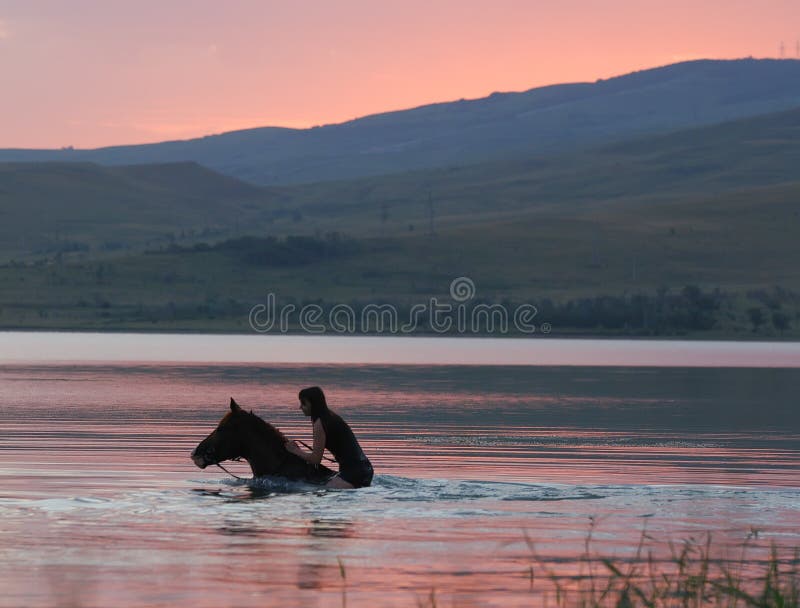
[6,475,797,533]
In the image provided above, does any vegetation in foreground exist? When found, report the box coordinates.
[523,526,799,608]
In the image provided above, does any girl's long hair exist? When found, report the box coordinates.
[298,386,329,421]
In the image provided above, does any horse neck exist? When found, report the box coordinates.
[241,424,286,477]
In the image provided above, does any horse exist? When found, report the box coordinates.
[191,398,336,484]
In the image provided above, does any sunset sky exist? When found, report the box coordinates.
[1,0,798,149]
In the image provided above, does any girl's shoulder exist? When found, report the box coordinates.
[318,409,347,429]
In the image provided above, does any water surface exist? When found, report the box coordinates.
[0,334,798,607]
[2,330,800,367]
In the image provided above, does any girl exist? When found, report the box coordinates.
[285,386,373,488]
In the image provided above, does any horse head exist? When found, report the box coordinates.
[191,398,251,469]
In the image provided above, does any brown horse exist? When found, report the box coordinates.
[191,398,336,484]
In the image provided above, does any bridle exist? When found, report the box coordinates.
[194,443,248,481]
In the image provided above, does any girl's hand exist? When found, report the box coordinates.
[285,440,301,455]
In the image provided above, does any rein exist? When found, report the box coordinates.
[297,440,337,464]
[216,457,246,480]
[214,442,336,481]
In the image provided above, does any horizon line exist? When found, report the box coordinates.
[2,56,796,152]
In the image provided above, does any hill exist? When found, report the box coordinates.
[0,161,272,259]
[272,104,800,234]
[2,103,799,262]
[2,59,800,185]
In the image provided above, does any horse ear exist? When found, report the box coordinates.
[230,398,241,413]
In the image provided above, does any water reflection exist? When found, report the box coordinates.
[297,519,353,591]
[217,522,267,538]
[0,360,798,607]
[296,562,327,590]
[308,518,354,539]
[3,331,800,367]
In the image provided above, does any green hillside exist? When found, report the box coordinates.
[1,106,799,337]
[3,105,799,265]
[1,179,797,337]
[278,105,800,236]
[0,161,273,260]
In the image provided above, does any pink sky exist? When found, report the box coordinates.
[1,0,798,149]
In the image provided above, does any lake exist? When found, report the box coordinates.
[1,332,799,607]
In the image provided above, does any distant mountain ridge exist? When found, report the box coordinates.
[2,101,799,263]
[3,59,800,185]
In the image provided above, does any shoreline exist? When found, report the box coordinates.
[1,323,798,342]
[3,330,800,368]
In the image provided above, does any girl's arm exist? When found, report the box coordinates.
[286,419,326,465]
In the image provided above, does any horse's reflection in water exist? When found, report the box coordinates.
[297,519,354,594]
[308,518,353,539]
[297,562,326,590]
[216,521,265,538]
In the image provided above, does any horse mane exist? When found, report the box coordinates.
[236,409,289,445]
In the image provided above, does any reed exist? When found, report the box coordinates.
[526,524,800,608]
